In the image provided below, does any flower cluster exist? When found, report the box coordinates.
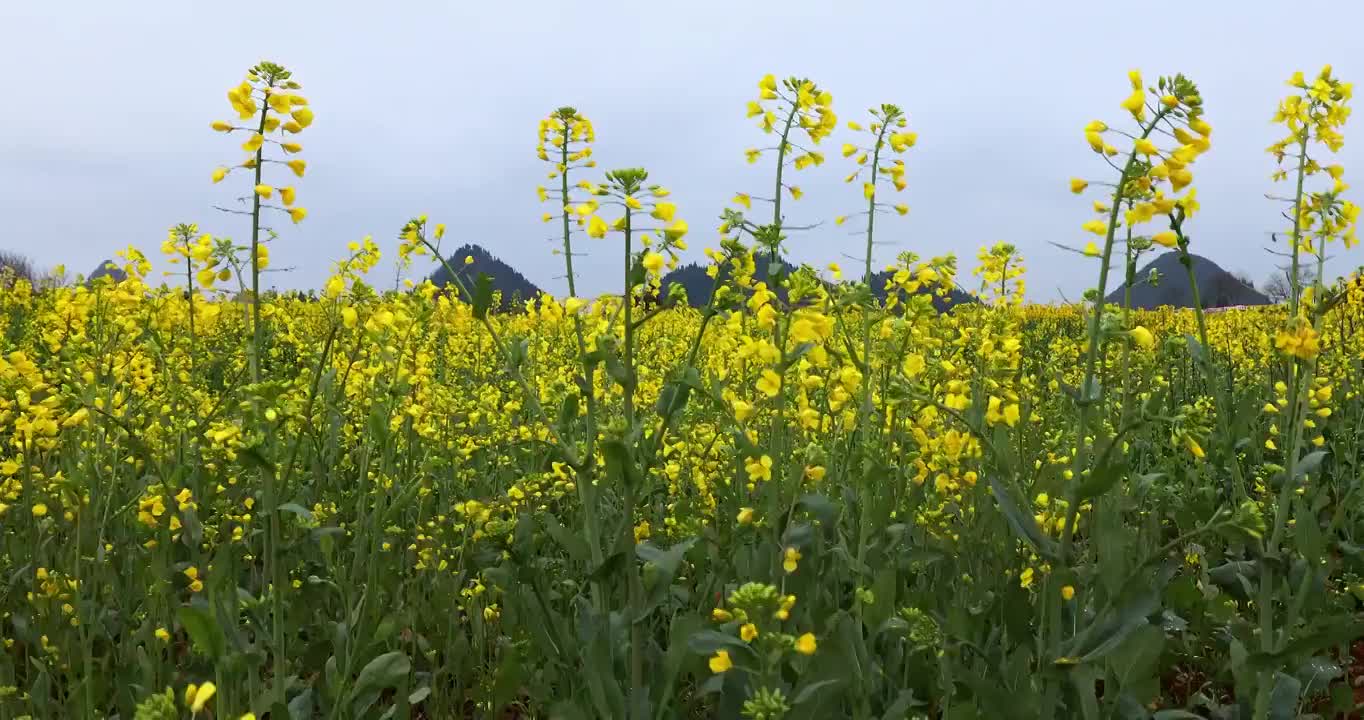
[1073,71,1210,257]
[211,61,312,227]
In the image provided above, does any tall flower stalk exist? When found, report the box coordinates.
[1048,69,1211,716]
[728,75,835,502]
[1252,65,1356,720]
[211,60,312,382]
[536,108,608,585]
[209,60,312,707]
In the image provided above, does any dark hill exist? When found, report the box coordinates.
[1106,251,1268,309]
[427,244,542,311]
[659,255,796,306]
[659,256,974,312]
[88,259,127,284]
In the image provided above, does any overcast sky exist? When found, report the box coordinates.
[3,1,1362,301]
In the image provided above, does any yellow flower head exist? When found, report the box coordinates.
[185,681,217,713]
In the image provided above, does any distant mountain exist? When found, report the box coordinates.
[659,255,975,312]
[658,262,715,305]
[88,259,127,284]
[659,255,795,306]
[1106,251,1269,309]
[427,244,542,310]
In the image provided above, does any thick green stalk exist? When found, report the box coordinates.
[771,103,799,241]
[185,236,197,344]
[558,124,607,591]
[854,118,890,573]
[1119,224,1134,427]
[1287,130,1310,319]
[1043,109,1166,716]
[762,100,799,523]
[242,82,288,708]
[620,206,646,718]
[860,119,890,413]
[1060,119,1154,563]
[248,90,269,383]
[1252,125,1312,720]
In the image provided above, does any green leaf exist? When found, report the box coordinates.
[1183,334,1206,363]
[556,393,579,433]
[989,476,1058,560]
[657,614,705,712]
[471,272,494,319]
[277,502,312,522]
[587,551,627,584]
[176,604,225,660]
[991,424,1018,477]
[1268,671,1301,720]
[1250,618,1364,671]
[1106,623,1164,702]
[1296,656,1342,695]
[1068,665,1101,720]
[796,493,839,526]
[491,646,525,714]
[687,630,753,656]
[1293,449,1329,478]
[635,537,697,620]
[1294,498,1326,567]
[635,537,696,577]
[655,379,692,418]
[549,700,591,720]
[602,347,633,389]
[791,678,843,705]
[239,445,277,476]
[287,689,314,719]
[1071,587,1160,663]
[349,651,411,717]
[785,341,816,366]
[602,439,640,489]
[543,514,590,565]
[1331,682,1355,714]
[963,669,1034,720]
[881,690,925,720]
[1074,437,1129,501]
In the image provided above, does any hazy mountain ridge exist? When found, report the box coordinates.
[426,244,543,310]
[425,246,1262,312]
[9,247,1271,313]
[1105,251,1270,309]
[658,256,976,311]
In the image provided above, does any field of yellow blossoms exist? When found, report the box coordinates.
[1,61,1363,719]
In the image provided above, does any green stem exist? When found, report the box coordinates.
[854,117,891,578]
[185,234,197,345]
[1043,108,1167,717]
[771,102,798,244]
[621,206,645,718]
[248,89,270,384]
[558,120,607,597]
[1173,215,1248,499]
[1253,125,1312,720]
